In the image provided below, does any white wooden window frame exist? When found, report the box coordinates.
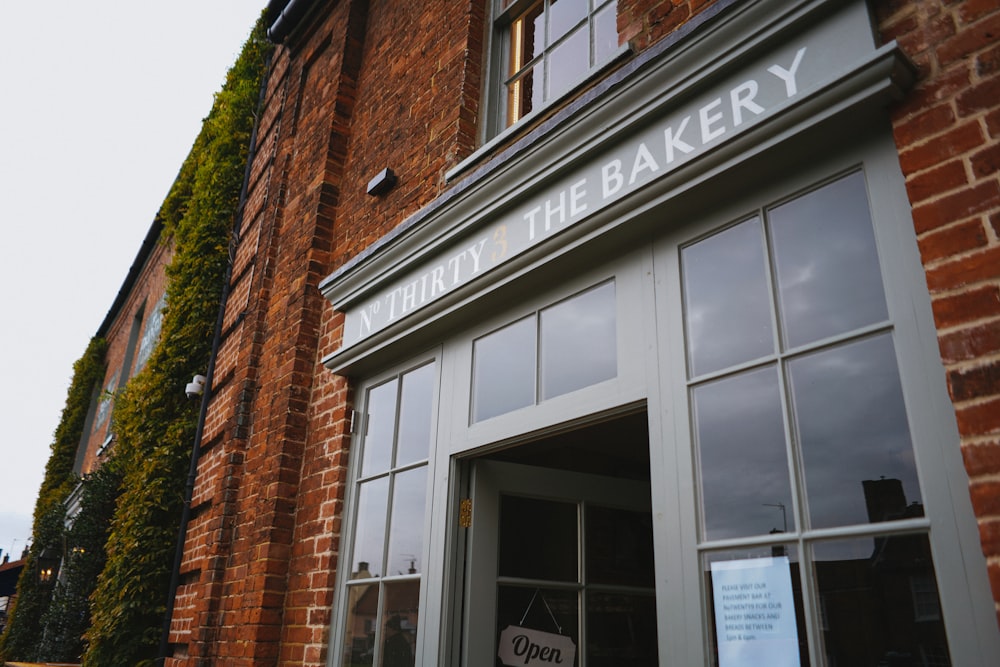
[327,134,1000,667]
[327,351,443,667]
[444,247,651,456]
[322,1,1000,663]
[648,130,999,666]
[480,0,628,145]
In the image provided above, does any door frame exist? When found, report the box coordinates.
[462,459,655,666]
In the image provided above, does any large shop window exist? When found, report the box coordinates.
[680,171,950,665]
[338,361,437,667]
[488,0,620,136]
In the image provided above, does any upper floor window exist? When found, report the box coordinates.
[134,293,166,373]
[490,0,620,136]
[94,369,119,432]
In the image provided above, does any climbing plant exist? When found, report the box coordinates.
[36,458,123,662]
[0,335,108,662]
[82,18,272,667]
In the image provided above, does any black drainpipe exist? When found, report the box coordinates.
[157,48,274,665]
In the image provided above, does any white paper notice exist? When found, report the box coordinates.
[710,556,800,667]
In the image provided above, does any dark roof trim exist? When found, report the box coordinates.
[96,218,164,338]
[266,0,315,43]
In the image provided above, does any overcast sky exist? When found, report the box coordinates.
[0,1,267,561]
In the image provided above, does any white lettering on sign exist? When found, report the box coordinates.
[498,626,577,667]
[768,46,806,97]
[343,47,812,347]
[601,47,806,204]
[360,238,489,333]
[731,80,765,126]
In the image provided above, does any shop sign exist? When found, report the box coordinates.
[338,4,873,349]
[711,556,800,667]
[497,625,576,666]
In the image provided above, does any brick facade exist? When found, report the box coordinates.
[163,1,1000,664]
[77,225,172,477]
[876,0,1000,619]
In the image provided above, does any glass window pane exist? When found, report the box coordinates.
[498,1,619,136]
[353,477,390,578]
[540,281,617,401]
[586,505,654,587]
[549,0,587,43]
[509,3,543,74]
[380,580,420,667]
[472,316,537,422]
[789,334,921,530]
[342,581,379,666]
[386,467,428,577]
[395,363,435,466]
[769,171,888,348]
[593,2,619,65]
[547,26,589,101]
[682,217,775,377]
[694,366,795,541]
[506,64,541,126]
[587,593,658,666]
[362,379,398,478]
[499,495,578,582]
[704,546,807,667]
[813,534,949,666]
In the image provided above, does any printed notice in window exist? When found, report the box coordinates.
[711,557,800,667]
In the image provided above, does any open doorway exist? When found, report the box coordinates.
[462,411,658,666]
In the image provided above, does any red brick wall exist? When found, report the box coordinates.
[78,238,172,475]
[166,1,1000,663]
[618,0,716,49]
[167,1,486,663]
[330,0,485,271]
[875,0,1000,619]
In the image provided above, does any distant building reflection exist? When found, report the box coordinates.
[708,478,950,666]
[345,561,418,667]
[814,477,948,666]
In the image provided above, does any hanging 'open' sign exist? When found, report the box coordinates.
[498,625,577,666]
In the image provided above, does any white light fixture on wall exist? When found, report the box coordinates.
[185,374,207,399]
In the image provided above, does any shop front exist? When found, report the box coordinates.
[318,1,1000,664]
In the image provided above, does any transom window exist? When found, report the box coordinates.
[492,0,620,134]
[471,280,617,422]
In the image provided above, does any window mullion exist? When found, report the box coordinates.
[762,197,806,546]
[369,582,387,667]
[796,537,823,667]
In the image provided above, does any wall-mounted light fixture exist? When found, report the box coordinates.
[366,168,397,196]
[38,546,60,585]
[185,374,207,399]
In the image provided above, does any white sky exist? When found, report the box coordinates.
[0,1,267,561]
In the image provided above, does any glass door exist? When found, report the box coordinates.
[463,451,658,666]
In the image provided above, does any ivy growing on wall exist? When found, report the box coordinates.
[0,335,108,661]
[36,458,123,662]
[1,15,271,667]
[82,18,272,667]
